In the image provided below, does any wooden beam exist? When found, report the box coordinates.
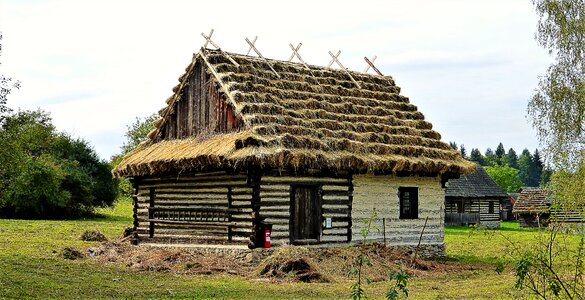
[328,50,361,88]
[246,36,257,55]
[363,56,383,76]
[245,37,280,78]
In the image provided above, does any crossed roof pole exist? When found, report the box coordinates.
[199,29,385,87]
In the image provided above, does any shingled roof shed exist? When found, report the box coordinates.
[445,165,508,228]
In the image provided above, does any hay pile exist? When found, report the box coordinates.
[113,49,474,178]
[257,246,328,283]
[61,247,85,260]
[80,230,108,242]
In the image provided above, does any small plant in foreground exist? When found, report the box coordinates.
[349,209,411,299]
[386,269,410,300]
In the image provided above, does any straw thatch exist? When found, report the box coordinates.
[512,187,550,214]
[113,49,475,177]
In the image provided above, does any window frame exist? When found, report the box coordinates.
[398,187,419,219]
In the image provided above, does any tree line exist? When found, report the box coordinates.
[449,142,549,193]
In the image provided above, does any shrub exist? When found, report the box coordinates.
[0,109,118,218]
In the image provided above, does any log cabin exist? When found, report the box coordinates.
[444,165,508,228]
[113,48,474,257]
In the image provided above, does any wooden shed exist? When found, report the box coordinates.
[512,187,550,227]
[113,48,473,256]
[444,165,508,228]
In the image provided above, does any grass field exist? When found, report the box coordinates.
[0,197,579,299]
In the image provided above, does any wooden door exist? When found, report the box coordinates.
[291,185,322,243]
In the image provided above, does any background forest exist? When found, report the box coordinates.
[450,142,549,193]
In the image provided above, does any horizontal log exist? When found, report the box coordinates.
[322,190,352,196]
[261,180,349,187]
[322,208,350,214]
[146,219,238,226]
[149,207,244,213]
[258,200,290,206]
[260,188,290,193]
[139,183,249,190]
[155,190,251,196]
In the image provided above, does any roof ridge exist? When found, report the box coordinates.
[205,48,394,82]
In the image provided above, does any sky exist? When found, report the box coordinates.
[0,0,552,161]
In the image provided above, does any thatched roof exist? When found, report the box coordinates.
[445,165,508,198]
[113,48,475,177]
[512,187,550,214]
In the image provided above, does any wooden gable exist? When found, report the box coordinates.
[157,60,243,141]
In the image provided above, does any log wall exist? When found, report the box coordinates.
[133,171,253,244]
[445,197,500,228]
[352,175,445,247]
[258,171,352,245]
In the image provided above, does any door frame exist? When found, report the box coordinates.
[289,184,323,244]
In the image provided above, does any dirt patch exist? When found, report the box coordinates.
[86,239,488,281]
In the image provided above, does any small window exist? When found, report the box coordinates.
[399,187,418,219]
[488,201,495,214]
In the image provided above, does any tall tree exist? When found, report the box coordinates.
[0,32,21,122]
[449,141,458,151]
[506,148,519,169]
[469,148,484,165]
[484,148,498,166]
[528,0,585,167]
[532,149,544,184]
[459,144,467,159]
[495,142,506,159]
[518,149,539,187]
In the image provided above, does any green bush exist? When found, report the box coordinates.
[0,109,118,218]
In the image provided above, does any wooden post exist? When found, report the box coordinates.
[131,178,140,245]
[149,187,155,238]
[382,217,386,246]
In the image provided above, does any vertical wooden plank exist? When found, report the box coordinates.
[205,83,210,130]
[193,64,201,135]
[187,65,195,136]
[199,66,206,134]
[227,106,234,129]
[210,85,217,132]
[149,187,155,238]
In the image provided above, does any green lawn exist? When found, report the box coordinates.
[0,198,579,299]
